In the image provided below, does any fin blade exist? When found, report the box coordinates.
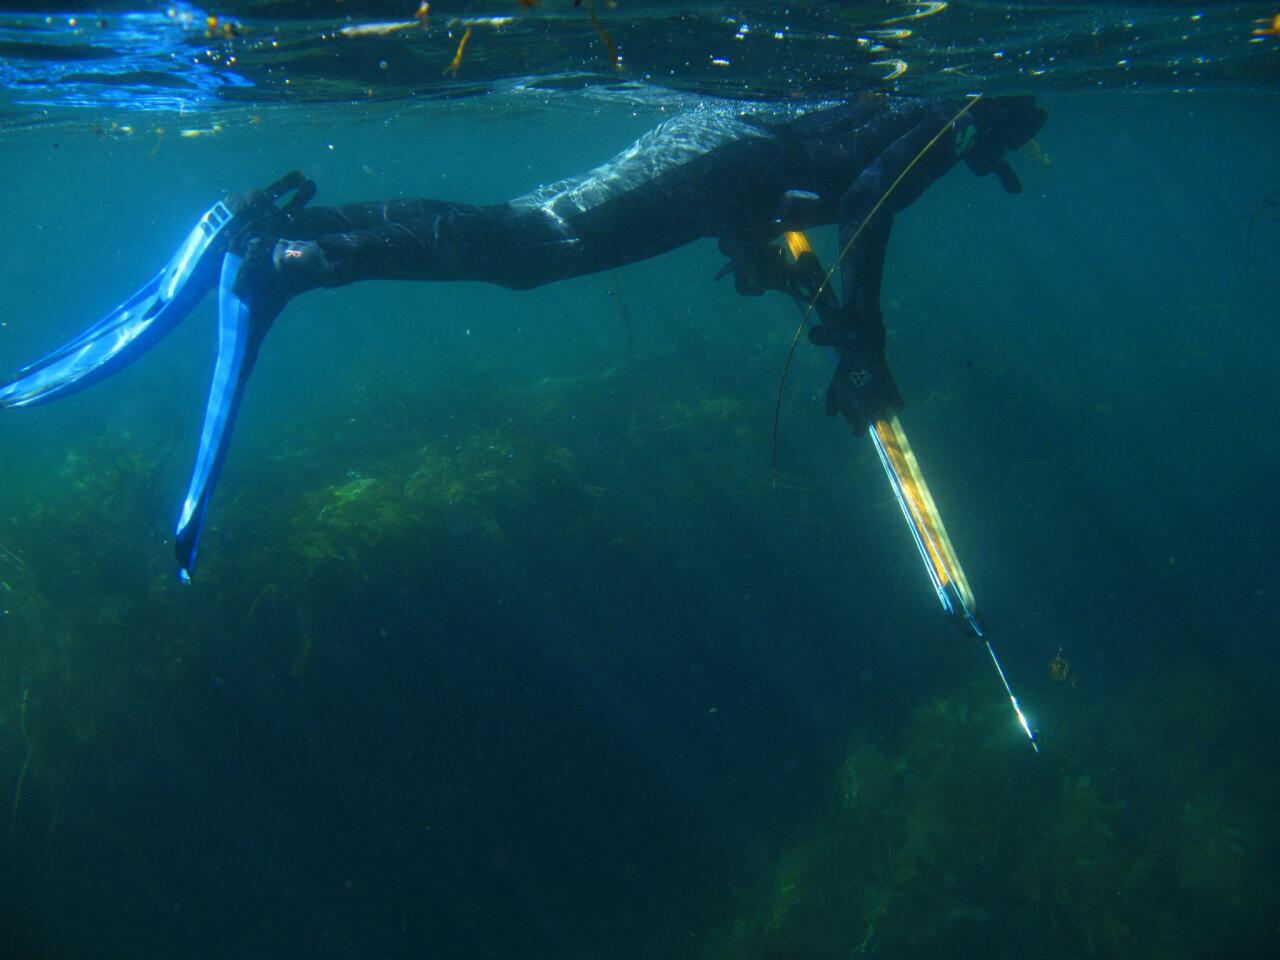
[0,272,179,407]
[0,198,237,409]
[174,252,265,582]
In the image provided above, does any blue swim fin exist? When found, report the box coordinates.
[0,172,312,410]
[0,198,239,408]
[1,172,315,579]
[173,251,271,583]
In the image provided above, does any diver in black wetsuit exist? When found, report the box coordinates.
[0,93,1046,578]
[236,94,1046,431]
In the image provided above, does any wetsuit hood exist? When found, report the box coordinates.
[963,96,1047,188]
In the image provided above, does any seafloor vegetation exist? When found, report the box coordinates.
[0,335,838,883]
[0,324,1275,958]
[703,668,1277,960]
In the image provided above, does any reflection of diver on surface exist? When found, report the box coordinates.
[0,94,1045,579]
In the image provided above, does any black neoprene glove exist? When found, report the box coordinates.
[714,237,794,297]
[825,351,904,429]
[809,313,904,430]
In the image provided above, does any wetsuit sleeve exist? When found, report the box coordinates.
[820,107,962,427]
[836,106,960,329]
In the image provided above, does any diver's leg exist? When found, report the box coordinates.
[256,199,593,292]
[233,197,671,306]
[236,114,786,307]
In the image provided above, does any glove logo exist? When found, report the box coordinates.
[849,368,873,388]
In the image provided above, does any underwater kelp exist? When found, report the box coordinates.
[4,324,1276,960]
[8,312,1275,960]
[0,340,816,855]
[706,666,1279,960]
[0,426,221,935]
[0,331,859,960]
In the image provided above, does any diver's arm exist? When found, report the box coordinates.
[836,108,959,334]
[818,111,960,428]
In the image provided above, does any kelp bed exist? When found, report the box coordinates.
[703,671,1278,960]
[0,342,1276,959]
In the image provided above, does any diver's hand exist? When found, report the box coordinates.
[808,309,901,429]
[824,349,904,431]
[714,238,794,297]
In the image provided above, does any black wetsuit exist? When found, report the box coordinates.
[239,94,1046,428]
